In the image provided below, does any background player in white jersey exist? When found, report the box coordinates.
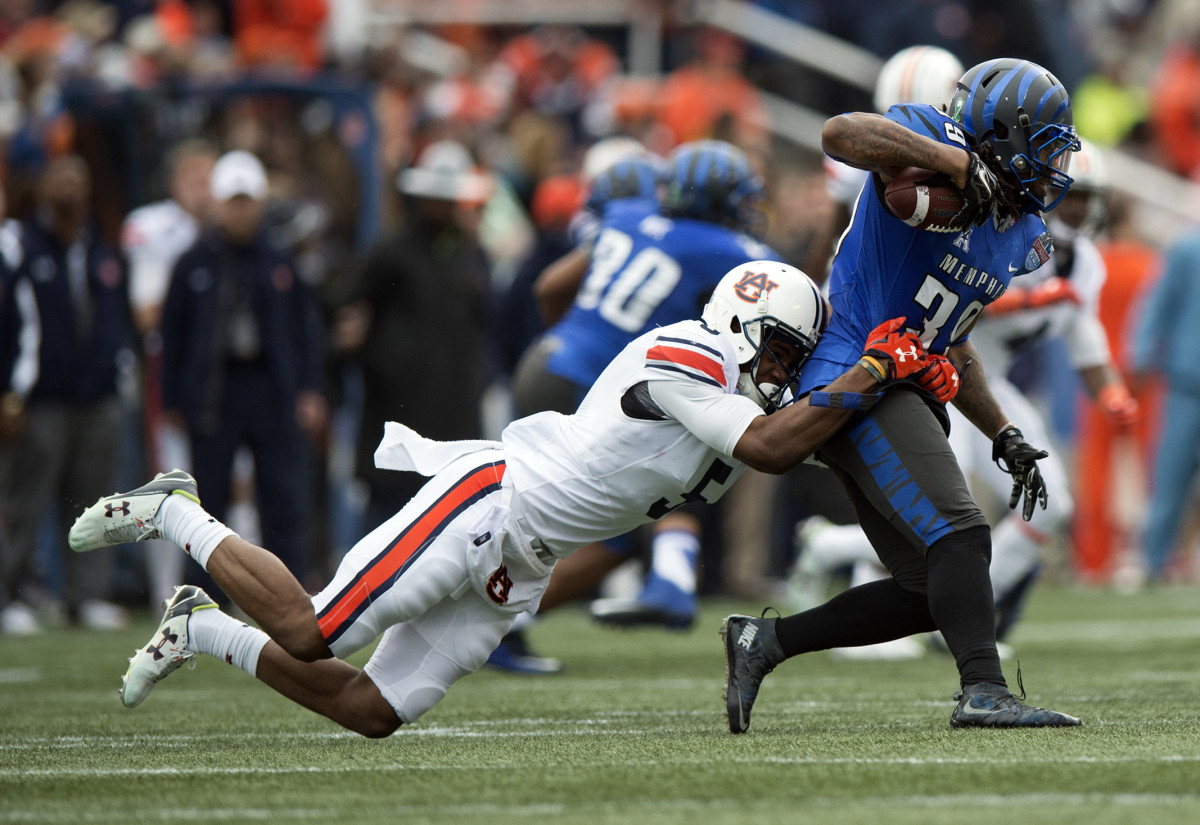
[120,140,217,608]
[69,262,944,735]
[794,140,1138,646]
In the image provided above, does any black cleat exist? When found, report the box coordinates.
[950,681,1081,728]
[720,613,784,734]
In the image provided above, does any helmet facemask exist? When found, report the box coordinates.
[1006,116,1080,211]
[736,316,818,414]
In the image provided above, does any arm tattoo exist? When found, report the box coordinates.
[826,114,947,174]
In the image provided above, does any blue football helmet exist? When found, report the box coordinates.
[584,155,664,213]
[662,140,766,235]
[948,58,1081,211]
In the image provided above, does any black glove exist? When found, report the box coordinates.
[992,425,1049,521]
[954,152,1000,228]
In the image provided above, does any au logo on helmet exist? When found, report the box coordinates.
[733,271,779,303]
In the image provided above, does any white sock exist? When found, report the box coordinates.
[158,494,236,570]
[188,607,270,677]
[649,528,699,594]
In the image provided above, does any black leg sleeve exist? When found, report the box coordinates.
[775,578,937,657]
[925,525,1005,687]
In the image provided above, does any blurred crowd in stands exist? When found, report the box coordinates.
[3,0,1200,635]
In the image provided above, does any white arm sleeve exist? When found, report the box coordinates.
[1063,239,1112,369]
[647,377,764,457]
[1064,311,1112,370]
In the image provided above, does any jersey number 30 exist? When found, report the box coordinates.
[575,228,683,333]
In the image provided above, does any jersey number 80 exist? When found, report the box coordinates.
[575,228,683,333]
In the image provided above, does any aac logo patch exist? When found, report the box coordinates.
[733,270,778,303]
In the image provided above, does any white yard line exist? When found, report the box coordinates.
[4,752,1200,780]
[1,793,1198,823]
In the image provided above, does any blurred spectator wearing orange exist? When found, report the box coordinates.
[652,28,769,153]
[1150,34,1200,179]
[235,0,328,72]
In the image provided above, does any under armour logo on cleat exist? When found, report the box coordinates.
[105,501,131,517]
[146,628,179,661]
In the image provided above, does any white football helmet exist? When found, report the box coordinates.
[702,261,829,412]
[873,45,965,113]
[582,136,649,182]
[1047,138,1109,240]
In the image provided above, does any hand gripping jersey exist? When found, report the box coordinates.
[800,103,1055,395]
[502,319,762,555]
[969,234,1111,376]
[545,203,781,389]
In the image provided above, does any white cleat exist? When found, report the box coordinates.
[69,470,199,552]
[120,585,216,708]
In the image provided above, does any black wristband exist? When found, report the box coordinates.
[809,391,881,410]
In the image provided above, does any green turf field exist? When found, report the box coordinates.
[3,585,1200,824]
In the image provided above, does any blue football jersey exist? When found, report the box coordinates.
[546,205,781,388]
[800,103,1055,394]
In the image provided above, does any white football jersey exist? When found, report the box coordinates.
[120,200,201,312]
[501,319,762,556]
[967,234,1110,375]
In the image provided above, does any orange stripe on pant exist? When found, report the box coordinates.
[317,462,505,642]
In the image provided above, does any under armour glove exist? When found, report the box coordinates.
[859,318,928,382]
[953,152,1000,228]
[1098,384,1140,433]
[992,425,1049,521]
[915,354,959,403]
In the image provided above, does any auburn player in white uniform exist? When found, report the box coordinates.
[68,262,945,735]
[795,140,1137,644]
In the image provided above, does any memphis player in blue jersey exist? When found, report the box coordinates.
[722,58,1084,730]
[544,161,778,393]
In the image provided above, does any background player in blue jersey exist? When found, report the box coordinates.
[511,140,785,641]
[722,58,1084,730]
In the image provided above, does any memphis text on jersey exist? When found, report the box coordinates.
[937,251,1007,300]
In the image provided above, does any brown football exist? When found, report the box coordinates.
[884,167,966,231]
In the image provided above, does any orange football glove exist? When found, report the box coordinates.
[860,318,928,381]
[989,277,1080,315]
[915,354,959,403]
